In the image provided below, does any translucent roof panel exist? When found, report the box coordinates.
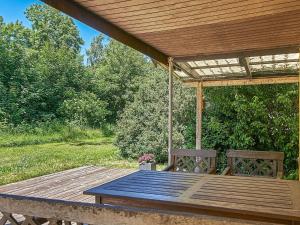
[187,58,246,78]
[249,54,299,63]
[249,53,299,75]
[180,53,299,81]
[174,70,189,78]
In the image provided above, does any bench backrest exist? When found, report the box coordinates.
[170,149,217,173]
[226,150,284,178]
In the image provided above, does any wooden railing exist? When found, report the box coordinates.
[0,193,278,225]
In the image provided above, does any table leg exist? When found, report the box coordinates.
[95,196,102,204]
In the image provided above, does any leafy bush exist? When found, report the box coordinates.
[115,68,195,162]
[101,123,115,137]
[202,84,298,176]
[60,92,108,128]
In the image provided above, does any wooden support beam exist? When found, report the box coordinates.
[176,62,200,79]
[298,49,300,181]
[183,76,299,87]
[196,82,203,149]
[168,58,174,165]
[42,0,168,65]
[239,57,252,78]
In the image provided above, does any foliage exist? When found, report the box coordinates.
[202,85,299,176]
[60,91,108,127]
[25,4,83,53]
[0,5,106,127]
[115,67,195,162]
[116,76,298,177]
[90,40,151,123]
[86,34,105,66]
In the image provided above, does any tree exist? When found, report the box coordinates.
[86,34,105,66]
[0,18,34,124]
[27,43,87,122]
[0,7,91,125]
[91,39,151,123]
[115,67,195,162]
[202,84,298,177]
[60,91,108,127]
[25,4,83,53]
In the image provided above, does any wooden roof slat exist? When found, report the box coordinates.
[82,0,299,31]
[139,21,300,46]
[138,18,300,44]
[138,19,300,58]
[43,0,300,73]
[95,0,297,22]
[78,0,165,11]
[119,2,300,33]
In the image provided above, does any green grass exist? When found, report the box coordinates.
[0,128,140,185]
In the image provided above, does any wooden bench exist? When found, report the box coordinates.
[222,150,284,179]
[163,149,217,174]
[0,193,284,225]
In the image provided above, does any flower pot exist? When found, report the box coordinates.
[139,162,156,171]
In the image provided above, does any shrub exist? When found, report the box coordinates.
[60,91,108,128]
[115,68,195,162]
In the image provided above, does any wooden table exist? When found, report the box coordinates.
[84,170,300,224]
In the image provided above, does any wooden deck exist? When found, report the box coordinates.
[0,166,136,203]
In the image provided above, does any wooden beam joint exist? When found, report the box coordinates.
[239,57,252,78]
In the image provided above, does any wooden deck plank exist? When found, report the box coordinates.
[0,166,99,193]
[16,167,115,197]
[0,166,136,203]
[1,167,107,195]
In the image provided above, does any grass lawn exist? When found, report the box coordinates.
[0,128,142,185]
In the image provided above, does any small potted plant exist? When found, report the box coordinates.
[138,153,156,171]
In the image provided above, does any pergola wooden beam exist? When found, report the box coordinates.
[196,82,203,149]
[176,62,200,79]
[298,49,300,181]
[239,57,252,78]
[183,75,299,87]
[42,0,168,65]
[168,58,174,166]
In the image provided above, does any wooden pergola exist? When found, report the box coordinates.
[43,0,300,179]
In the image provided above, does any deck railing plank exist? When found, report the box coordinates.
[0,194,278,225]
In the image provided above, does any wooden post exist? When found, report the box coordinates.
[298,49,300,181]
[196,82,203,149]
[168,57,174,165]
